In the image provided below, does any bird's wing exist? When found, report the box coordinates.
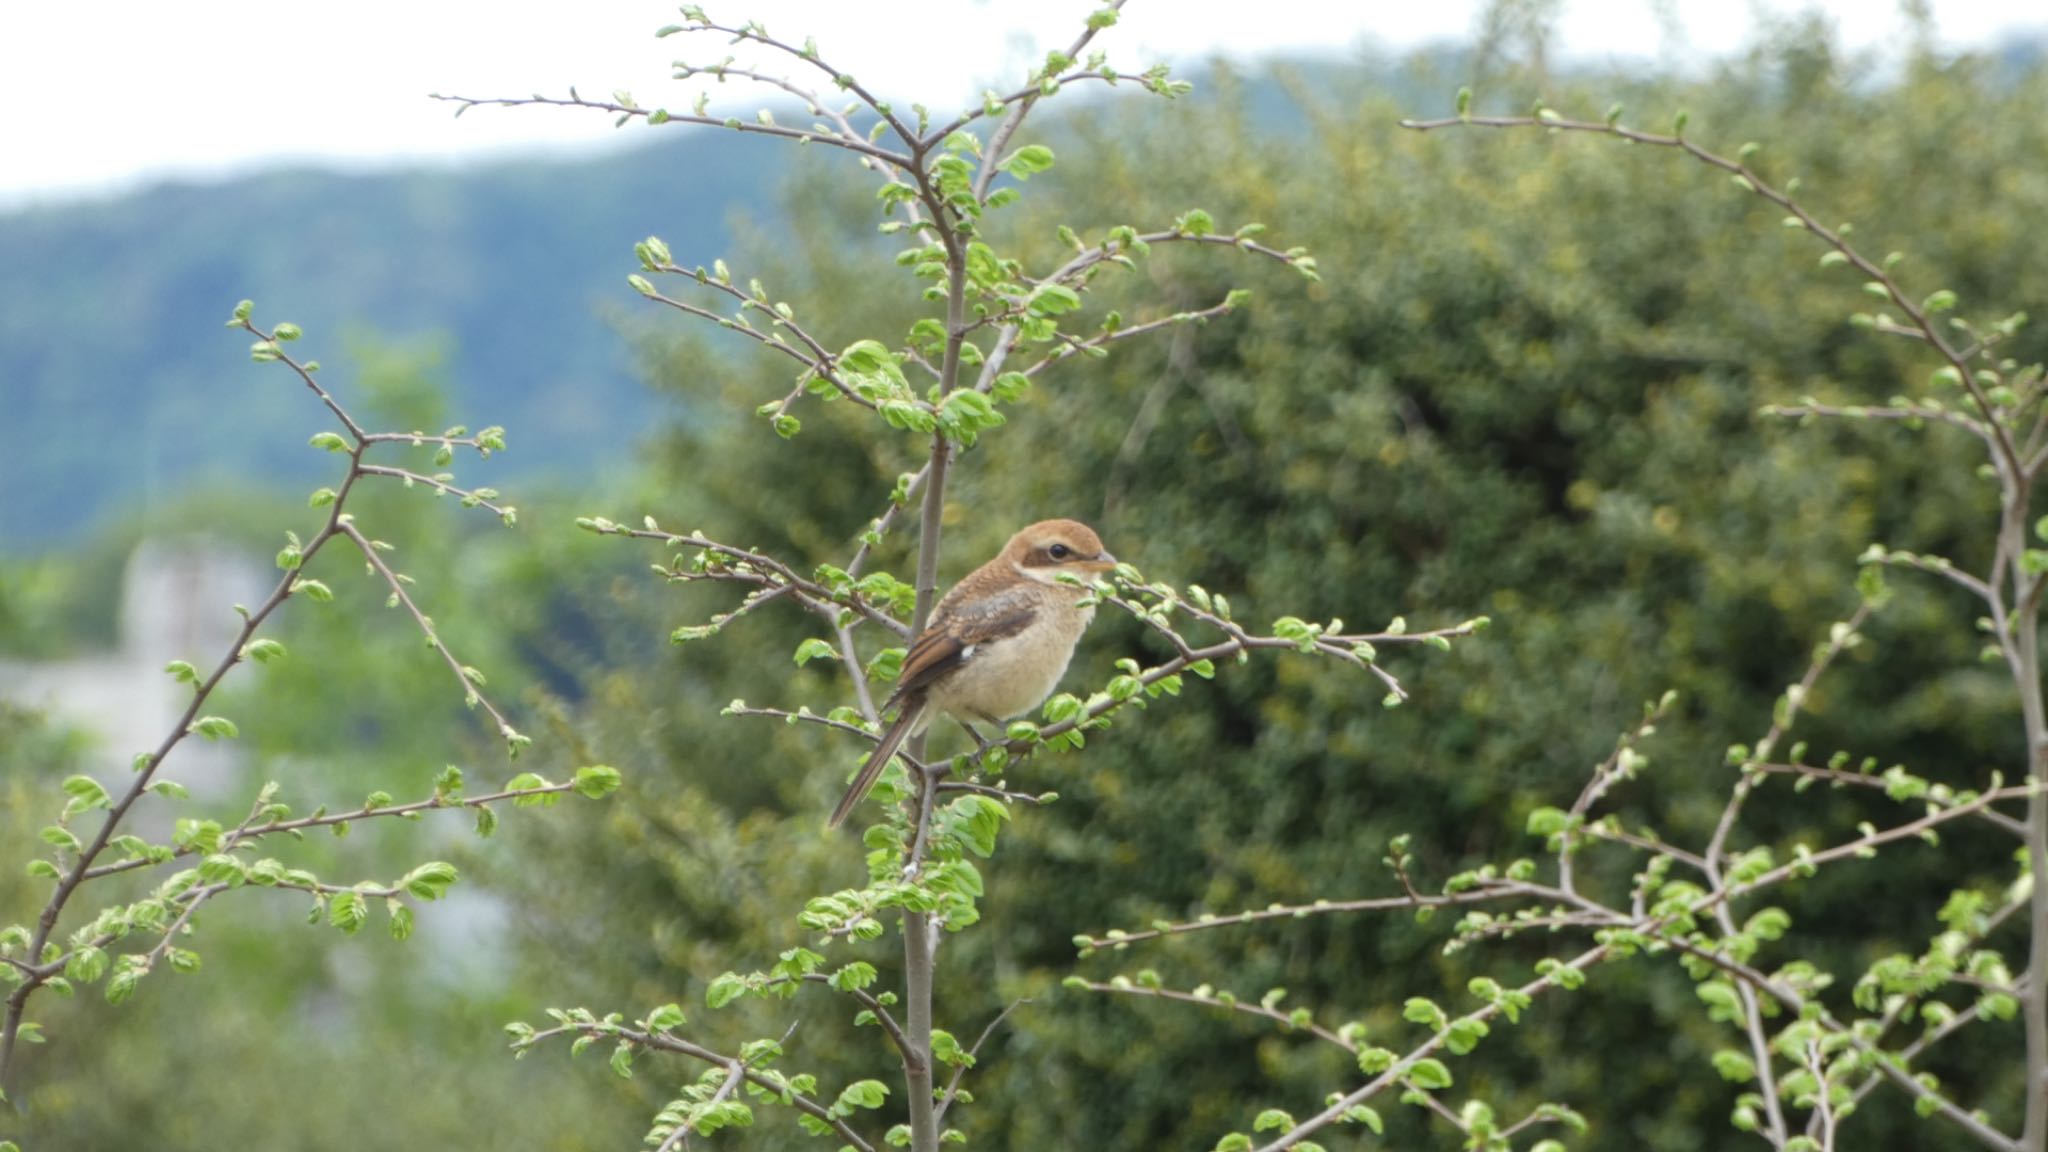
[886,584,1040,709]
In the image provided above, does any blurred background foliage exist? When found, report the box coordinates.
[4,11,2047,1151]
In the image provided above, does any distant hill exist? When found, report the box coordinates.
[0,130,789,548]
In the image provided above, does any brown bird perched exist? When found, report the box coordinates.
[828,518,1117,828]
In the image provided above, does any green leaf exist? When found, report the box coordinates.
[793,637,837,666]
[1406,1058,1453,1090]
[1444,1016,1490,1055]
[401,861,459,901]
[1401,997,1446,1030]
[39,826,81,852]
[931,1028,971,1068]
[1712,1049,1757,1082]
[706,972,748,1010]
[64,946,108,984]
[835,1079,889,1111]
[308,431,351,453]
[830,961,879,992]
[1252,1109,1294,1133]
[1696,980,1742,1021]
[573,765,622,798]
[105,964,142,1005]
[506,772,559,806]
[1025,284,1082,316]
[241,638,286,664]
[62,775,111,810]
[189,716,239,740]
[645,1002,686,1031]
[329,890,368,935]
[996,144,1055,179]
[196,854,246,885]
[839,338,900,375]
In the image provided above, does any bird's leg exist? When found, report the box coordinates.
[953,713,1007,777]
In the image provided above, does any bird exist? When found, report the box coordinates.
[827,518,1118,828]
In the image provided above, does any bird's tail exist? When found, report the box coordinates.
[827,698,926,829]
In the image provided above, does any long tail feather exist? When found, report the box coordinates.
[828,698,925,829]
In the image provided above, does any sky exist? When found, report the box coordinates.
[1,1,2040,209]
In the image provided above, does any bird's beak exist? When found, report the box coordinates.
[1083,550,1118,572]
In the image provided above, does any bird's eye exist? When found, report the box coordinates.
[1049,543,1072,560]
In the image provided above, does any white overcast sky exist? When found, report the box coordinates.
[0,1,2039,209]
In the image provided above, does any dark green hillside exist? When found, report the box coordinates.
[0,130,784,548]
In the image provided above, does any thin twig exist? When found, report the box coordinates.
[430,91,911,170]
[80,778,588,882]
[338,520,518,743]
[933,997,1030,1126]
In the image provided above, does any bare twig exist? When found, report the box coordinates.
[1075,886,1518,950]
[338,520,519,744]
[357,464,517,520]
[1071,978,1356,1052]
[431,91,911,170]
[933,997,1030,1126]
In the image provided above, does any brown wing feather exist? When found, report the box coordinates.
[883,586,1040,711]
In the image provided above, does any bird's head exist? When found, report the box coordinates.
[1005,518,1118,578]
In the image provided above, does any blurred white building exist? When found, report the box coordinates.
[0,536,267,799]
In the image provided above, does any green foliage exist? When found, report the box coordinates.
[508,24,2045,1152]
